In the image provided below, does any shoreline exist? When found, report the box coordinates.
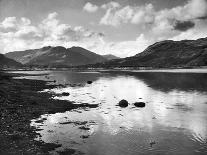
[0,71,98,154]
[1,69,207,154]
[2,67,207,75]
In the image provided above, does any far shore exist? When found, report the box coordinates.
[2,66,207,73]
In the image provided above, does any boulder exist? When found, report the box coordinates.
[118,99,129,107]
[87,81,93,84]
[134,102,145,107]
[62,92,70,96]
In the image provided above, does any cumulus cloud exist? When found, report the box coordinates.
[0,13,147,57]
[131,4,155,25]
[100,5,134,26]
[100,3,155,26]
[149,0,207,41]
[0,12,105,53]
[1,17,17,29]
[87,34,150,58]
[109,34,150,57]
[100,0,207,27]
[83,2,99,13]
[1,0,207,58]
[187,0,207,19]
[98,0,207,56]
[100,0,207,42]
[101,1,121,10]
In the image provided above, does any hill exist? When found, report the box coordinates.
[5,46,107,67]
[88,37,207,68]
[0,54,22,69]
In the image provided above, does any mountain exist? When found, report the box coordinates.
[89,37,207,68]
[102,54,120,60]
[5,46,107,67]
[0,54,22,68]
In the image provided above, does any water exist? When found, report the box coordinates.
[11,70,207,154]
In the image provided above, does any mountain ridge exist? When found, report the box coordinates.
[0,54,22,68]
[5,46,107,67]
[4,37,207,68]
[86,37,207,68]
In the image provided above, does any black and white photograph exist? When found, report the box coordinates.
[0,0,207,154]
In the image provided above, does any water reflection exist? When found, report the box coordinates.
[29,70,207,154]
[110,71,207,92]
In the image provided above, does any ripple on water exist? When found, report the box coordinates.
[29,70,207,155]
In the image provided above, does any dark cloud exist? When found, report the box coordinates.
[98,32,105,37]
[174,20,195,31]
[197,16,207,20]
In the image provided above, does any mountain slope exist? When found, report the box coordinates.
[0,54,22,68]
[5,46,107,67]
[5,46,52,64]
[102,54,120,60]
[90,37,207,68]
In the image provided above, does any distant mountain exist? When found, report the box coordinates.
[102,54,120,60]
[88,37,207,68]
[0,54,22,68]
[5,46,107,67]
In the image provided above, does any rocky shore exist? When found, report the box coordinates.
[0,71,97,155]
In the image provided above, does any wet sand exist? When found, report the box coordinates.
[0,71,98,154]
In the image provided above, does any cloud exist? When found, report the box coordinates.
[173,20,195,31]
[149,0,207,41]
[1,0,207,58]
[100,1,124,26]
[100,0,207,27]
[87,34,150,58]
[100,3,155,26]
[100,5,134,26]
[1,17,17,29]
[170,20,207,41]
[131,4,155,25]
[101,1,121,10]
[0,12,105,53]
[98,0,207,57]
[110,34,150,57]
[83,2,98,13]
[187,0,207,19]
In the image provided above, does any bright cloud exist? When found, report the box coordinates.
[0,12,104,53]
[100,3,155,26]
[87,34,150,58]
[0,11,149,58]
[1,0,207,58]
[100,5,134,26]
[83,2,99,13]
[1,17,17,29]
[100,0,207,27]
[99,0,207,50]
[187,0,207,19]
[101,1,121,10]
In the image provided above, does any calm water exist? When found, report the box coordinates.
[11,70,207,155]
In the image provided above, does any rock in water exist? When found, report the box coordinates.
[118,99,129,107]
[62,92,70,96]
[87,81,93,84]
[134,102,145,107]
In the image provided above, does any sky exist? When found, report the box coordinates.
[0,0,207,57]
